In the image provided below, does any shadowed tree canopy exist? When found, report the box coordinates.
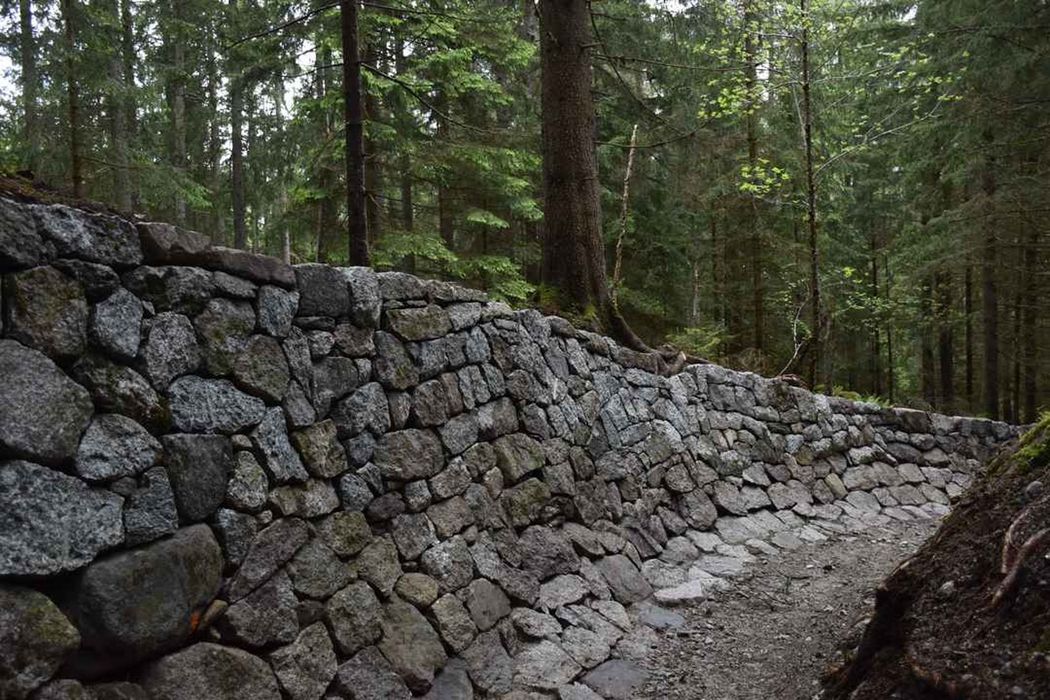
[1,0,1048,417]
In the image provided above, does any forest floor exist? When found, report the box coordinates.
[635,518,938,700]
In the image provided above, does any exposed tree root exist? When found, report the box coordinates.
[906,653,967,698]
[991,527,1050,609]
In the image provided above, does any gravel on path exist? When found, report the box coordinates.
[635,518,938,700]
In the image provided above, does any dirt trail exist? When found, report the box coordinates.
[637,519,938,700]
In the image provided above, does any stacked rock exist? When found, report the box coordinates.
[0,197,1019,699]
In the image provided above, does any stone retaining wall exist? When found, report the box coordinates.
[0,198,1020,700]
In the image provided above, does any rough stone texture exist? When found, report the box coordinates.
[232,334,290,402]
[460,629,513,695]
[0,197,44,269]
[325,582,382,656]
[0,460,124,576]
[378,600,448,692]
[90,287,142,360]
[142,313,201,390]
[64,525,222,670]
[270,479,339,518]
[594,555,653,605]
[169,376,265,433]
[292,420,348,478]
[225,451,269,512]
[295,264,349,318]
[0,203,1025,700]
[4,265,88,360]
[0,340,93,463]
[257,285,299,337]
[123,467,179,545]
[139,643,280,700]
[0,585,81,700]
[34,205,142,267]
[431,594,477,652]
[217,571,299,648]
[228,518,310,601]
[193,298,256,375]
[73,354,170,432]
[267,622,336,700]
[162,434,232,522]
[123,266,213,314]
[374,429,444,480]
[514,640,583,691]
[75,414,161,482]
[251,408,309,483]
[421,536,474,594]
[331,646,410,700]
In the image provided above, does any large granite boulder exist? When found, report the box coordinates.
[0,460,124,576]
[0,340,93,464]
[63,525,222,674]
[33,204,142,267]
[0,585,81,700]
[139,643,280,700]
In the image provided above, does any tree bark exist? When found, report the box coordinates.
[965,257,974,412]
[744,0,763,354]
[19,0,38,173]
[538,0,610,316]
[982,146,1000,419]
[937,272,954,410]
[1022,227,1038,422]
[106,0,131,211]
[799,0,821,386]
[171,0,187,225]
[60,0,83,197]
[120,0,138,208]
[341,0,369,265]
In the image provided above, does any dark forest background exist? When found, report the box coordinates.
[1,0,1048,420]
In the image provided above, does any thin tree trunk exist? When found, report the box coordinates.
[106,0,130,211]
[870,231,881,397]
[341,0,369,265]
[315,41,340,262]
[61,0,83,197]
[937,272,954,410]
[120,0,138,208]
[231,76,247,248]
[800,0,821,386]
[364,42,382,248]
[437,92,454,251]
[885,252,895,403]
[611,124,638,304]
[965,257,974,411]
[207,38,223,243]
[400,153,413,232]
[712,214,722,358]
[982,147,1000,419]
[19,0,38,173]
[1022,227,1038,423]
[171,0,187,225]
[745,0,763,354]
[229,0,247,249]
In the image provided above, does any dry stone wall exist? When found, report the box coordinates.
[0,197,1020,700]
